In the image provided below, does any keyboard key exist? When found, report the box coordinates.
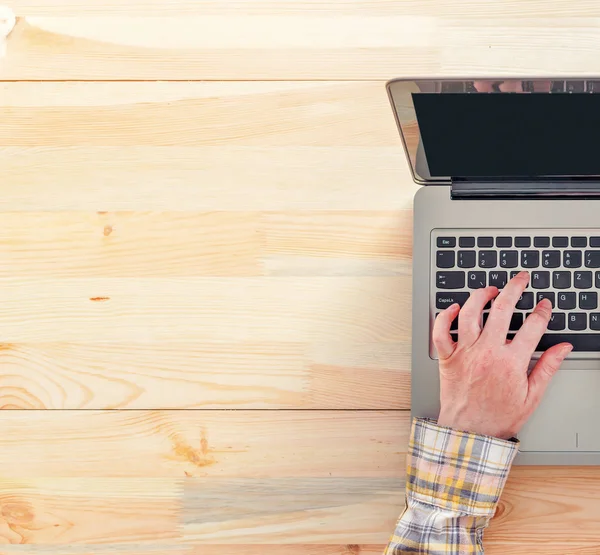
[459,237,475,248]
[596,272,600,289]
[553,271,571,289]
[548,313,566,331]
[437,251,455,268]
[436,292,470,309]
[516,292,534,310]
[574,271,593,289]
[496,236,512,248]
[532,271,550,289]
[564,250,582,268]
[552,236,569,248]
[558,292,576,310]
[585,250,600,268]
[590,237,600,247]
[535,334,600,351]
[515,237,531,248]
[568,313,587,331]
[500,250,518,268]
[509,313,524,330]
[437,237,456,248]
[468,271,486,289]
[436,271,465,289]
[458,250,476,268]
[551,80,565,93]
[537,291,555,307]
[534,236,550,248]
[591,313,600,331]
[521,250,539,268]
[489,271,508,289]
[572,236,587,247]
[478,237,494,248]
[479,250,497,268]
[580,292,598,310]
[567,80,585,93]
[542,250,561,268]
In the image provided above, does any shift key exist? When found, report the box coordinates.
[436,292,470,309]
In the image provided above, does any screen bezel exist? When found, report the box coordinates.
[386,77,600,186]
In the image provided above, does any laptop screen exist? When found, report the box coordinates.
[413,93,600,178]
[386,79,600,184]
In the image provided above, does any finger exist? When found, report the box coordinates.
[433,304,459,359]
[510,298,552,355]
[481,271,529,342]
[458,286,499,346]
[526,343,573,412]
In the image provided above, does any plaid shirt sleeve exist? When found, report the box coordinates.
[385,417,519,555]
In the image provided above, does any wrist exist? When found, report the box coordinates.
[437,413,515,440]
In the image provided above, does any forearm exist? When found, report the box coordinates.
[385,418,518,555]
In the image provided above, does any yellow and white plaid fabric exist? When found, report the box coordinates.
[385,417,518,554]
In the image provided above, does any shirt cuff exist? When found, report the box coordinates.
[406,417,519,518]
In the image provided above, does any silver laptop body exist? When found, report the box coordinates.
[388,78,600,464]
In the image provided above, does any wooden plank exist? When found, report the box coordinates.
[0,210,412,278]
[3,548,186,554]
[486,467,600,552]
[0,210,411,278]
[263,211,412,276]
[0,277,409,343]
[6,0,600,17]
[0,147,416,212]
[182,477,403,544]
[2,12,437,80]
[0,341,409,409]
[0,411,408,476]
[0,212,262,278]
[0,411,407,546]
[0,82,400,147]
[0,478,179,545]
[3,3,600,79]
[194,548,385,555]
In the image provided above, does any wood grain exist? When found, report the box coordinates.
[0,341,409,409]
[4,2,600,79]
[0,147,415,212]
[0,82,400,147]
[182,477,403,545]
[0,478,179,545]
[0,212,262,278]
[0,277,409,343]
[194,548,385,555]
[0,411,408,476]
[0,210,411,278]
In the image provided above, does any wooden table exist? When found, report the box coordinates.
[1,1,600,553]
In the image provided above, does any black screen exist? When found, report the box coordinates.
[412,93,600,178]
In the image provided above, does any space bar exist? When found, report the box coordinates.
[536,334,600,352]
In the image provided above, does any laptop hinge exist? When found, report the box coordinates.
[451,179,600,200]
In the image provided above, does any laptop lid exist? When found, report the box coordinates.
[387,78,600,188]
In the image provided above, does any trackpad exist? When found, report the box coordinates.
[519,369,600,452]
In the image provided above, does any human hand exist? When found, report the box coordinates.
[433,271,573,440]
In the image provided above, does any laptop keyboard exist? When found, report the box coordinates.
[432,230,600,353]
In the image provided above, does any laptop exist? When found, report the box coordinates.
[387,78,600,464]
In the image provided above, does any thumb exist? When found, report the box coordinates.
[526,343,572,411]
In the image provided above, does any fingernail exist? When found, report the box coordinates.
[539,298,552,309]
[518,271,530,280]
[563,344,574,356]
[448,303,459,311]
